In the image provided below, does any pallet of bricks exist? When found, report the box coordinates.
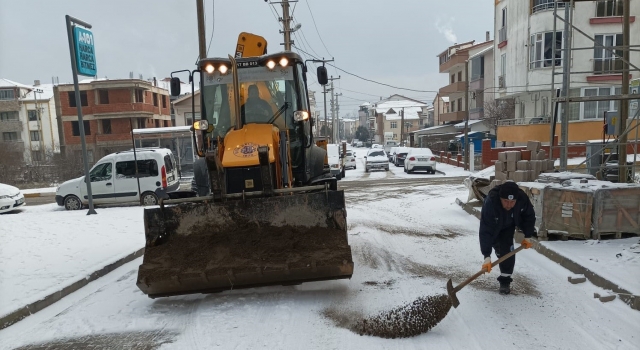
[591,183,640,240]
[488,141,555,191]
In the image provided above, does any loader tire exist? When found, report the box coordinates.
[193,158,211,197]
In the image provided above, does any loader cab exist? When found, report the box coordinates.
[197,52,322,184]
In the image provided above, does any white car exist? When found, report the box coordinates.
[364,149,389,172]
[326,144,345,180]
[371,143,383,149]
[0,183,25,214]
[344,150,357,170]
[56,148,180,210]
[404,148,437,174]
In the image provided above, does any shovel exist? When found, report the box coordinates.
[446,244,526,308]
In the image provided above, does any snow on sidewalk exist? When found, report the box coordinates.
[0,204,145,319]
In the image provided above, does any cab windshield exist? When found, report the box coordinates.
[201,63,309,140]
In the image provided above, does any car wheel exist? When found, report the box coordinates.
[365,168,369,173]
[141,192,159,206]
[64,195,83,210]
[403,167,407,173]
[341,168,346,178]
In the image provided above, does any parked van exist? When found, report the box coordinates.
[56,148,180,210]
[326,144,345,180]
[383,140,399,154]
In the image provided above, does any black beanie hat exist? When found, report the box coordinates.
[499,181,519,200]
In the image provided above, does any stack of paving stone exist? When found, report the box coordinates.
[490,141,556,190]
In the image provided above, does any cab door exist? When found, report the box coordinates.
[81,162,116,204]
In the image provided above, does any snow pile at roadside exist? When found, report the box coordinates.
[0,204,145,319]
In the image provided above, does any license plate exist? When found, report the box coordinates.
[16,198,24,205]
[168,176,175,183]
[418,158,427,161]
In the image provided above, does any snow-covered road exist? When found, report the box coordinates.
[2,173,638,349]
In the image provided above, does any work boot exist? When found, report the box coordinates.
[499,280,511,295]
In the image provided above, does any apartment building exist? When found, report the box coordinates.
[0,79,60,164]
[54,79,171,162]
[437,38,493,124]
[494,0,640,144]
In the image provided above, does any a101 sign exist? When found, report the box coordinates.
[73,26,97,76]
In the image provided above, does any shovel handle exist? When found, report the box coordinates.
[453,244,526,293]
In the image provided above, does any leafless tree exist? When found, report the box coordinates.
[482,99,516,136]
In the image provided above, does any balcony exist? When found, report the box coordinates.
[469,107,484,120]
[0,120,23,132]
[498,75,506,89]
[469,77,484,91]
[594,58,623,75]
[439,110,466,122]
[439,54,468,73]
[498,26,507,48]
[438,81,466,96]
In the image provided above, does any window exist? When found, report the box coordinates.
[0,111,18,121]
[164,155,175,172]
[71,121,91,136]
[98,89,109,104]
[68,91,88,107]
[134,89,144,103]
[185,112,200,126]
[162,95,168,108]
[532,0,565,14]
[530,31,563,69]
[31,150,43,162]
[450,74,455,84]
[28,110,38,121]
[596,0,623,17]
[30,131,40,141]
[153,93,158,107]
[0,89,15,100]
[89,162,112,182]
[471,56,485,80]
[137,118,146,129]
[102,119,112,134]
[115,159,158,178]
[2,132,19,141]
[582,87,617,119]
[390,121,397,128]
[457,98,462,112]
[499,7,508,43]
[499,54,507,88]
[594,34,623,74]
[457,71,462,82]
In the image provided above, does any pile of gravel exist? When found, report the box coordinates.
[355,294,452,338]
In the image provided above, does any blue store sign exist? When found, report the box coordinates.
[73,26,97,76]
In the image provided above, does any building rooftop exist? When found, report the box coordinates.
[0,78,33,89]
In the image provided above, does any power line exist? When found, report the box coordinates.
[304,0,332,57]
[206,0,215,56]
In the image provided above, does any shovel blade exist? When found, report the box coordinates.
[446,279,460,308]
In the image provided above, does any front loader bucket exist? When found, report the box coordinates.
[137,190,353,298]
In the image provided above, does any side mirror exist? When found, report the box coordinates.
[170,77,181,97]
[317,66,328,85]
[364,156,367,159]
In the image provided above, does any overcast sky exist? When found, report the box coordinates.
[0,0,493,115]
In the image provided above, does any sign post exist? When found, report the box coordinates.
[66,15,97,215]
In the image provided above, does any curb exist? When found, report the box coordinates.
[454,198,639,311]
[23,192,55,198]
[0,247,145,330]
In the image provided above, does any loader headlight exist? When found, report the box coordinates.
[192,120,214,133]
[293,111,309,122]
[218,65,228,74]
[279,57,289,67]
[266,60,276,70]
[205,64,215,74]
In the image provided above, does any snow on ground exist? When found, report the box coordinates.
[1,182,639,349]
[541,238,640,294]
[0,204,145,319]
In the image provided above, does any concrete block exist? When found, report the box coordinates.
[506,151,521,162]
[568,275,587,284]
[520,150,532,161]
[514,170,528,182]
[593,292,617,303]
[517,160,529,171]
[498,152,507,162]
[489,179,503,190]
[547,159,556,170]
[506,161,517,172]
[528,170,537,181]
[495,171,507,181]
[536,150,547,160]
[494,160,505,172]
[506,171,514,180]
[527,141,542,153]
[540,159,549,171]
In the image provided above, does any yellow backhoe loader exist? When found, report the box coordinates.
[136,33,354,298]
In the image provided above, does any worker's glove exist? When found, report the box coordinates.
[482,257,492,273]
[521,239,533,249]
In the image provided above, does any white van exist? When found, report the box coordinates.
[326,144,345,180]
[383,140,399,154]
[56,148,180,210]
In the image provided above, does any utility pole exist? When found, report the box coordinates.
[328,75,340,143]
[619,0,631,183]
[335,92,342,142]
[464,61,470,170]
[281,0,293,51]
[400,108,405,146]
[309,58,334,138]
[559,3,573,171]
[196,0,207,60]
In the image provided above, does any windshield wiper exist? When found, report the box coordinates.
[268,102,290,125]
